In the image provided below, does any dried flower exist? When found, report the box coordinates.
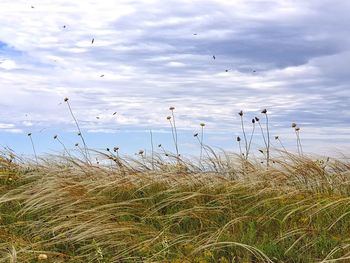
[193,133,198,137]
[259,149,264,154]
[252,118,255,124]
[166,116,171,120]
[236,136,241,142]
[275,136,279,140]
[291,123,297,128]
[64,97,69,102]
[53,135,57,139]
[75,143,79,147]
[106,148,110,152]
[113,147,119,152]
[238,110,243,116]
[255,117,259,122]
[261,109,267,114]
[27,133,32,136]
[77,132,81,136]
[295,127,300,131]
[138,150,144,155]
[38,254,48,260]
[200,123,205,127]
[169,106,175,111]
[158,144,162,147]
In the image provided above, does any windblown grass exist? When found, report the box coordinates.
[0,150,349,262]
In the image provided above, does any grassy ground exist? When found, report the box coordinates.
[0,151,349,262]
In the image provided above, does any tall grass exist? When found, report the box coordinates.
[0,148,349,262]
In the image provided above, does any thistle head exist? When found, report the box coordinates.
[295,127,300,131]
[236,136,241,142]
[252,118,255,124]
[169,106,175,111]
[27,133,32,136]
[75,143,79,147]
[113,147,119,152]
[200,123,205,127]
[238,110,243,116]
[158,144,162,148]
[193,133,198,137]
[275,136,279,140]
[261,109,267,114]
[291,123,297,128]
[166,116,171,120]
[255,117,259,122]
[106,148,110,152]
[53,135,58,139]
[64,97,69,102]
[138,150,144,155]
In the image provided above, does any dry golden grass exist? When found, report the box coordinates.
[0,149,349,262]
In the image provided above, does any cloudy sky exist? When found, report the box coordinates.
[0,0,349,156]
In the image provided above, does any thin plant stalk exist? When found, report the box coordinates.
[200,124,205,163]
[246,119,256,159]
[150,130,154,170]
[64,98,90,163]
[239,114,248,156]
[170,109,179,160]
[265,113,270,167]
[27,133,38,165]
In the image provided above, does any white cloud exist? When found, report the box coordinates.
[0,0,349,154]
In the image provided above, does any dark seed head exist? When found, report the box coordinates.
[237,136,241,142]
[291,123,297,128]
[261,109,267,114]
[255,117,259,122]
[64,97,69,102]
[238,110,243,116]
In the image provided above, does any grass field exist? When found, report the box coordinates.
[0,149,349,262]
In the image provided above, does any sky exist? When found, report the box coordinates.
[0,0,349,157]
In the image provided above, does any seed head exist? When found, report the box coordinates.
[238,110,243,116]
[158,144,162,147]
[259,149,264,154]
[255,117,259,122]
[75,143,79,147]
[252,118,255,124]
[27,133,32,136]
[53,135,58,139]
[169,106,175,111]
[166,116,171,120]
[236,136,241,142]
[64,97,69,102]
[77,132,81,136]
[275,136,279,140]
[138,150,144,155]
[291,123,297,128]
[295,127,300,131]
[106,148,110,152]
[193,133,198,137]
[200,123,205,127]
[113,147,119,152]
[261,109,267,114]
[38,254,48,260]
